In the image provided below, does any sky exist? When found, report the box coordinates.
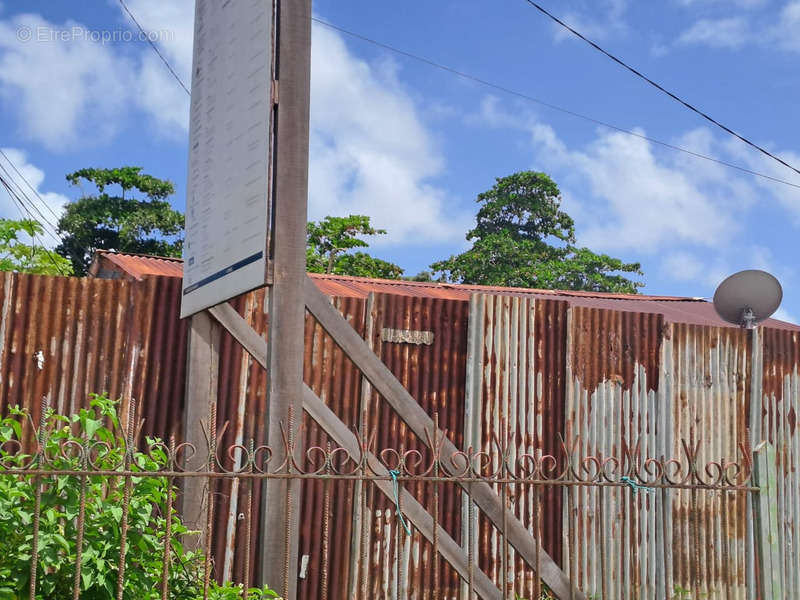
[1,0,799,322]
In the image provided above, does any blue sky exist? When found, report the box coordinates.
[1,0,799,322]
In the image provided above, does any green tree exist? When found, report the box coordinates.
[56,167,184,275]
[430,171,643,293]
[306,215,403,279]
[0,218,73,276]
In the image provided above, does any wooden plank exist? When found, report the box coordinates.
[347,292,376,598]
[181,310,220,551]
[259,0,312,596]
[209,302,501,598]
[303,276,583,600]
[303,384,502,600]
[754,443,781,599]
[208,303,266,367]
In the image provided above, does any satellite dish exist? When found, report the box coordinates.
[713,269,782,329]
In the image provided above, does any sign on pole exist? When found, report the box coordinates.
[181,0,275,318]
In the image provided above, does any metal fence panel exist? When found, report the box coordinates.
[358,292,470,600]
[565,308,752,599]
[756,327,800,599]
[465,293,568,599]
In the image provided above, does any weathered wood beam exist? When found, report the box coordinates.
[260,0,312,595]
[181,310,220,551]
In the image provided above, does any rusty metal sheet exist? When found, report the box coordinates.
[355,292,470,599]
[5,265,800,599]
[565,308,752,599]
[465,293,568,599]
[207,290,368,599]
[0,271,188,444]
[756,326,800,598]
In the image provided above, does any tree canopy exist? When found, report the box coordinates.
[0,218,73,276]
[56,167,184,275]
[430,171,643,293]
[306,215,403,279]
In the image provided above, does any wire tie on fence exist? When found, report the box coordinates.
[388,469,412,536]
[620,476,654,494]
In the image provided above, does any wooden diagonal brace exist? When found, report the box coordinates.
[208,301,502,599]
[210,286,584,600]
[302,276,583,600]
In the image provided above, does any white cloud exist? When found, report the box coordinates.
[0,4,193,149]
[675,1,800,53]
[773,0,800,51]
[720,136,800,223]
[676,17,751,48]
[0,147,68,247]
[468,100,746,253]
[527,122,749,253]
[552,0,628,43]
[662,251,704,282]
[0,14,133,150]
[308,25,469,245]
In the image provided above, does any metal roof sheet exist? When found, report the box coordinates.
[90,252,799,330]
[90,250,185,279]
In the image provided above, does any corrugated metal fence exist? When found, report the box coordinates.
[2,272,799,598]
[464,294,799,599]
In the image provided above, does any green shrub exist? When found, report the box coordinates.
[0,394,278,599]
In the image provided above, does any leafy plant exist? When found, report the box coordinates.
[0,395,279,599]
[671,584,709,599]
[0,218,73,276]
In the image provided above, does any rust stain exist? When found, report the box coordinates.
[569,306,664,393]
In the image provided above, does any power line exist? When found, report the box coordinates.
[0,161,62,243]
[311,18,800,191]
[522,0,800,178]
[117,0,191,96]
[0,182,68,276]
[104,8,800,191]
[0,172,70,275]
[0,151,66,259]
[0,148,63,225]
[0,166,63,248]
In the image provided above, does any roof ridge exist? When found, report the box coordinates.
[96,249,184,263]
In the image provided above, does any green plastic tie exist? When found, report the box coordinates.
[389,469,412,536]
[620,476,655,494]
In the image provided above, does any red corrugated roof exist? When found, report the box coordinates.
[90,252,799,329]
[92,250,185,279]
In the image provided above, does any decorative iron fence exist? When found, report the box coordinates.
[0,395,768,600]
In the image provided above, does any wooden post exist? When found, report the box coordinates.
[181,310,220,550]
[259,0,312,596]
